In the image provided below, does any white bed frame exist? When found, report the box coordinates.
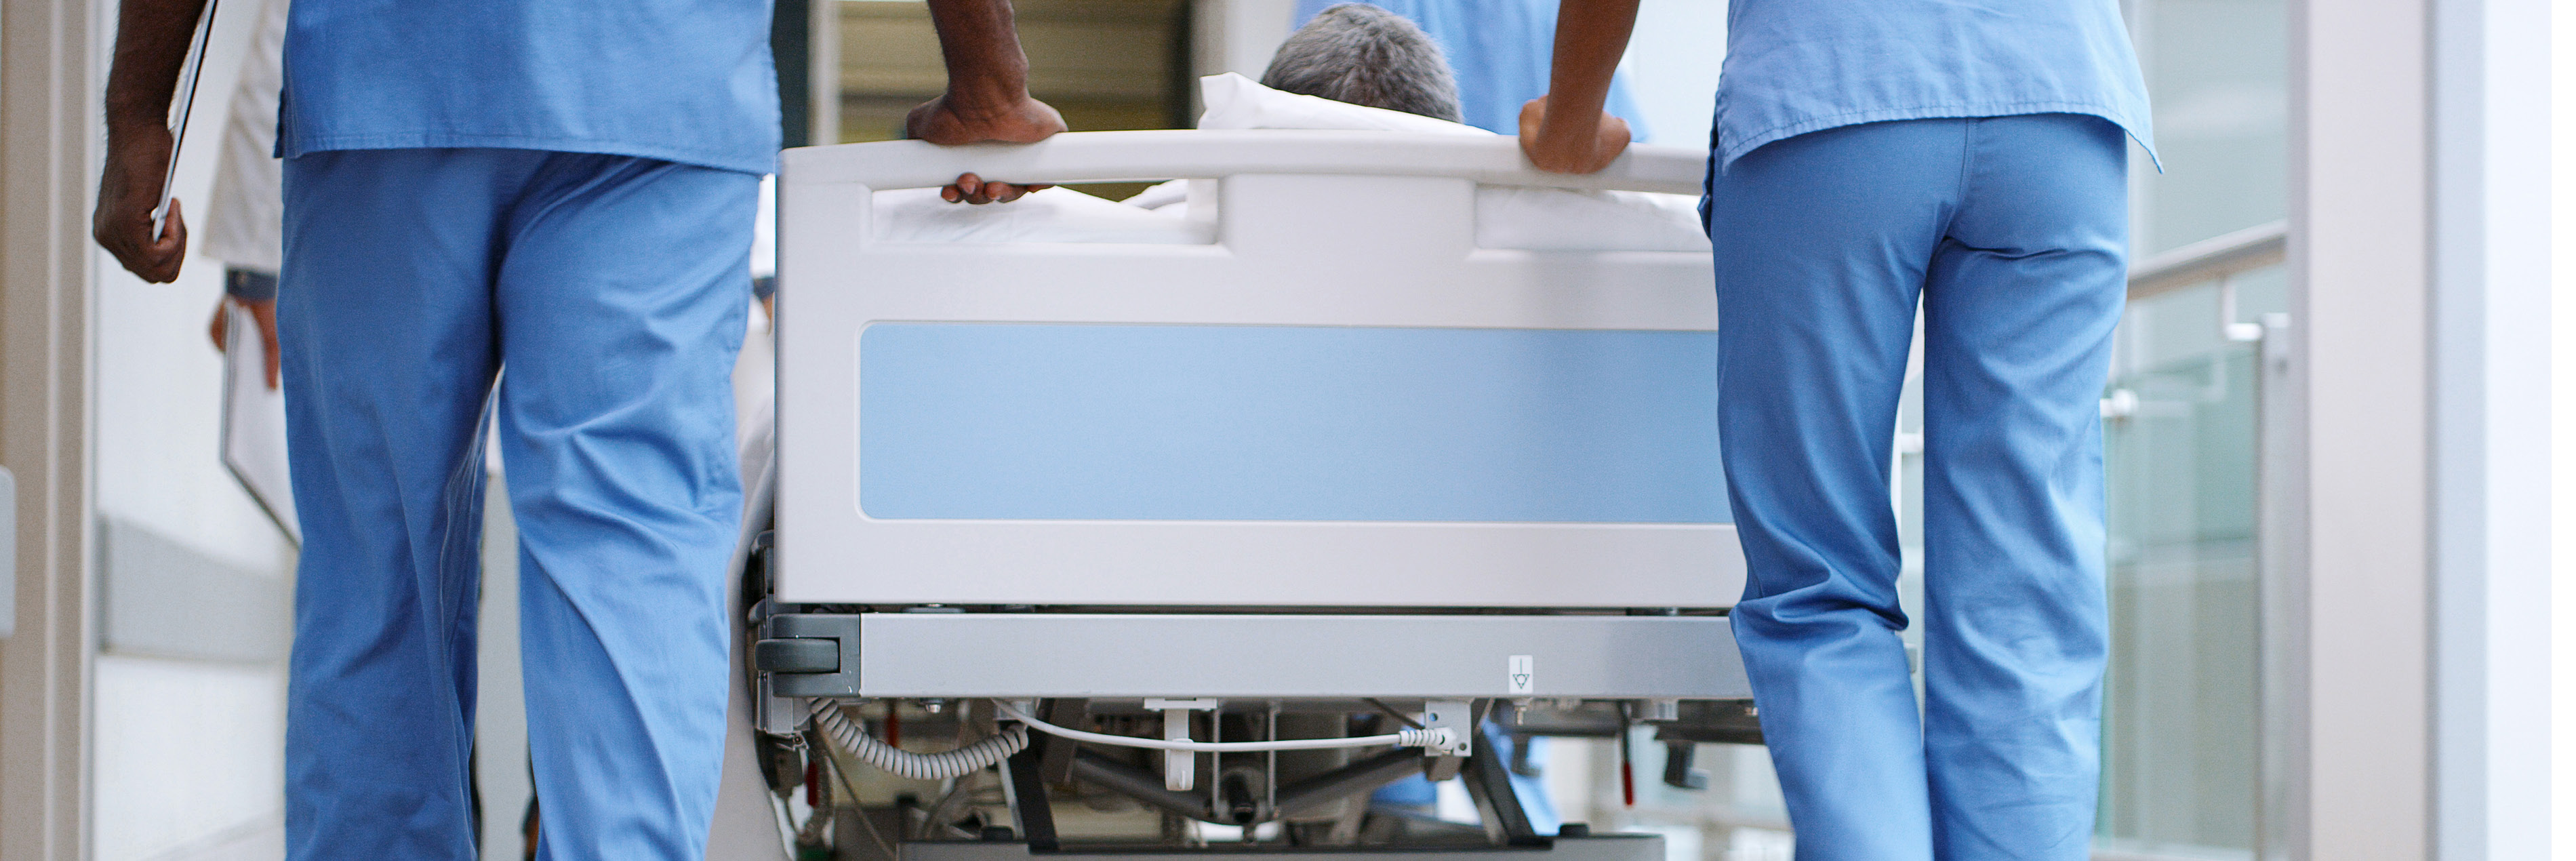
[773,130,1741,613]
[751,134,1750,861]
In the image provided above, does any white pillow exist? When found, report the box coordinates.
[872,186,1213,245]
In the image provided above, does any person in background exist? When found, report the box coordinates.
[1522,0,2151,858]
[1262,3,1462,123]
[1291,0,1645,138]
[198,0,286,388]
[90,1,1060,858]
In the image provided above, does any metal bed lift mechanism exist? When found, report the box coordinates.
[752,130,1757,860]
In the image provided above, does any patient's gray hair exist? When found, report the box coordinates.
[1260,4,1464,123]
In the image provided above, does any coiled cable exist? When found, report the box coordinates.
[994,700,1456,753]
[808,699,1031,780]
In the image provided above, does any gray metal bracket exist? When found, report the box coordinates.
[808,612,1748,699]
[1422,699,1472,781]
[761,612,864,697]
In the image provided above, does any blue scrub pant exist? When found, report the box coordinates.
[1712,114,2126,860]
[279,148,752,861]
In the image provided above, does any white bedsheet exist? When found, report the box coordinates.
[869,74,1710,252]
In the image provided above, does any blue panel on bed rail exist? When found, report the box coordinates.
[858,323,1727,523]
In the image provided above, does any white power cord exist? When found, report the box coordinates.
[808,700,1030,780]
[993,700,1457,753]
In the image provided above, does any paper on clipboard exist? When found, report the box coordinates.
[221,300,298,544]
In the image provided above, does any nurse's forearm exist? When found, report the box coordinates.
[1536,0,1638,148]
[102,0,211,138]
[95,0,209,283]
[924,0,1037,111]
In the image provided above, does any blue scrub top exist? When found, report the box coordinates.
[1292,0,1649,138]
[279,0,782,176]
[1719,0,2153,170]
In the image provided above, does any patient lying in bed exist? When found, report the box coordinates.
[873,3,1707,252]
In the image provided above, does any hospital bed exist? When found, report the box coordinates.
[744,129,1754,861]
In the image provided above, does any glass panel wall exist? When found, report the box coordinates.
[2092,0,2287,852]
[2092,268,2283,858]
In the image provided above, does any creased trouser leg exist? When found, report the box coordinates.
[282,147,751,861]
[1712,114,2126,861]
[496,155,751,861]
[1917,115,2126,861]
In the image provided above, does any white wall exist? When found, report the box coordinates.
[90,658,286,861]
[2429,0,2554,857]
[2554,0,2576,849]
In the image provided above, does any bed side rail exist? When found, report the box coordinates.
[779,129,1708,196]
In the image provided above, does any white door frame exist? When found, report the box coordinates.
[0,0,100,858]
[2283,0,2555,858]
[2285,0,2435,856]
[2427,0,2556,859]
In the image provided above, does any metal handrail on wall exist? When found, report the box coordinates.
[2125,220,2289,344]
[2100,219,2290,422]
[2129,220,2289,301]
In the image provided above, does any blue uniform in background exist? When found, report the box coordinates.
[1708,1,2150,859]
[276,2,775,859]
[1289,0,1628,828]
[1291,0,1647,137]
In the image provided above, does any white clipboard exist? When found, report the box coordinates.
[220,300,299,544]
[152,0,222,241]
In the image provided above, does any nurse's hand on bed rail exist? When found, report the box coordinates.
[1519,0,1641,175]
[1518,95,1632,175]
[934,172,1051,205]
[907,92,1064,203]
[909,0,1066,204]
[906,92,1064,147]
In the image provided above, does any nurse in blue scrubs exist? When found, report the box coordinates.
[92,1,1059,858]
[1523,1,2151,859]
[1291,0,1647,138]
